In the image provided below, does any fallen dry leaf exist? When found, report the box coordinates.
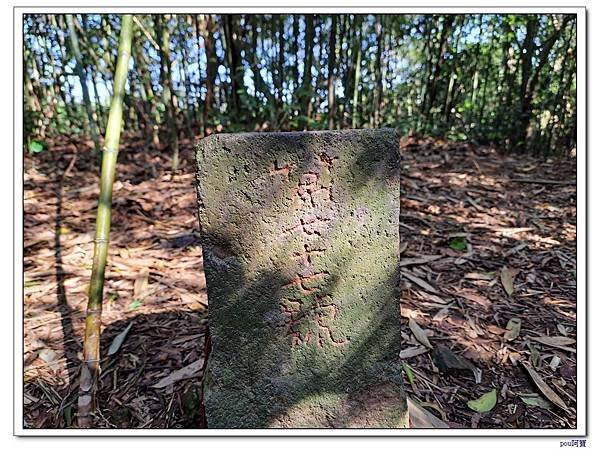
[432,345,474,373]
[402,270,439,294]
[463,272,495,281]
[107,322,133,356]
[504,318,521,342]
[521,361,569,411]
[528,335,576,353]
[400,345,430,359]
[500,267,520,296]
[133,267,150,299]
[408,397,449,428]
[520,393,553,410]
[549,355,561,371]
[408,318,433,349]
[399,255,442,267]
[151,358,205,389]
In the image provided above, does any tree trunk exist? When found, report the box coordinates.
[194,15,205,131]
[299,14,315,130]
[155,14,180,171]
[372,15,383,127]
[291,15,300,104]
[512,14,574,151]
[351,19,363,128]
[66,14,101,154]
[203,15,217,134]
[277,14,286,125]
[424,15,454,125]
[327,15,337,129]
[224,15,243,119]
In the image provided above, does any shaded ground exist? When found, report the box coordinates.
[399,136,576,429]
[22,132,576,429]
[24,133,207,428]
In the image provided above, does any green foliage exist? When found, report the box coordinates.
[22,13,576,155]
[467,389,497,413]
[27,140,46,154]
[126,299,142,311]
[449,236,467,252]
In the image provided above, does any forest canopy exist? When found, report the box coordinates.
[23,13,577,156]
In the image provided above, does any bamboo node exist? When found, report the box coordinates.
[102,146,119,154]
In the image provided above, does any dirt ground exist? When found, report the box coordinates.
[22,132,576,429]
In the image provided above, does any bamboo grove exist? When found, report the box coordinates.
[23,13,577,156]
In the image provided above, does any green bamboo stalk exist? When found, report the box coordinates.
[77,14,134,428]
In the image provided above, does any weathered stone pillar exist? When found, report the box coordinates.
[195,129,406,428]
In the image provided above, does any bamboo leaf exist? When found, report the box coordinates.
[504,317,521,341]
[401,270,439,294]
[467,389,497,413]
[420,401,446,420]
[127,299,142,312]
[400,345,429,359]
[133,267,150,299]
[529,335,576,353]
[408,318,433,349]
[520,393,553,410]
[151,358,205,389]
[521,361,569,411]
[107,322,133,356]
[399,255,442,267]
[402,362,417,391]
[500,267,519,296]
[408,398,449,429]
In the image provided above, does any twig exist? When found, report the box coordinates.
[133,16,160,50]
[511,178,576,186]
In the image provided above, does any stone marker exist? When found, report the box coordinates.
[195,129,406,428]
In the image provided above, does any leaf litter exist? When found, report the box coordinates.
[23,133,208,428]
[23,134,576,429]
[399,137,576,428]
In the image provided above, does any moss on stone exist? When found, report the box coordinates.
[196,129,406,428]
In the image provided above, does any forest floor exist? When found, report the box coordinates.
[400,136,577,429]
[22,132,577,429]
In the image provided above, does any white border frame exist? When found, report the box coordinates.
[13,4,587,437]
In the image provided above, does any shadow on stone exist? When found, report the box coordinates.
[196,129,406,428]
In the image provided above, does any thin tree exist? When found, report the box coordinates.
[512,14,574,151]
[65,14,101,155]
[351,18,363,128]
[372,14,383,127]
[299,14,315,130]
[203,15,217,135]
[277,14,286,126]
[155,14,180,172]
[77,14,134,428]
[327,15,337,129]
